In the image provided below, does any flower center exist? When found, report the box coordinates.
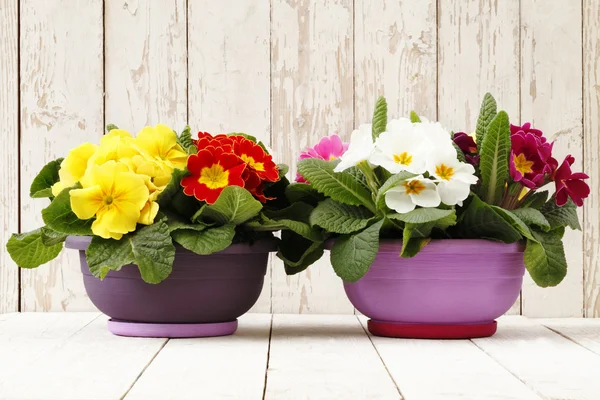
[329,155,337,161]
[402,179,426,195]
[514,153,534,175]
[198,164,230,189]
[103,195,114,205]
[393,152,413,166]
[435,163,455,181]
[241,154,265,171]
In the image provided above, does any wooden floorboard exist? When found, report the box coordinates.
[125,314,272,400]
[472,316,600,400]
[540,318,600,356]
[358,316,543,400]
[264,314,401,400]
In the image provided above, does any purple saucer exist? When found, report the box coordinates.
[107,319,238,338]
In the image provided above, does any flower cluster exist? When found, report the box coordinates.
[296,134,348,183]
[181,132,279,204]
[329,119,478,213]
[53,125,187,239]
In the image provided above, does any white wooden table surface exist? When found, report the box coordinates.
[1,313,599,400]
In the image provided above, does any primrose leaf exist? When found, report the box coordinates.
[310,199,374,234]
[524,230,567,287]
[262,202,323,241]
[157,169,187,208]
[457,194,522,243]
[540,196,581,231]
[277,231,325,274]
[372,96,388,141]
[479,110,510,205]
[40,227,68,246]
[285,183,325,206]
[42,185,93,236]
[475,93,498,151]
[30,158,63,198]
[522,191,549,209]
[511,207,551,232]
[201,186,262,225]
[177,126,197,154]
[6,229,63,269]
[172,224,236,255]
[409,110,421,123]
[331,220,384,282]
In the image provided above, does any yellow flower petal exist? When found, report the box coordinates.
[92,203,139,238]
[138,201,159,225]
[70,185,104,220]
[63,142,97,182]
[51,181,65,197]
[112,172,149,210]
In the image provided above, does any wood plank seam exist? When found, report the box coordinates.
[121,339,170,400]
[469,337,547,400]
[356,315,405,399]
[541,324,600,357]
[261,313,274,400]
[63,313,101,339]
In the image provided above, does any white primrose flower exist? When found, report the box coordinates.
[385,175,441,213]
[426,145,478,206]
[369,118,427,174]
[334,124,374,172]
[417,119,454,147]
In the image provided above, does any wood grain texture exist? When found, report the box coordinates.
[473,316,600,400]
[105,0,188,131]
[438,0,521,315]
[271,0,355,314]
[354,0,437,123]
[19,0,104,311]
[0,0,19,313]
[541,318,600,356]
[358,316,542,400]
[583,0,600,317]
[264,314,400,399]
[520,0,584,317]
[0,314,167,400]
[126,314,271,400]
[188,0,272,313]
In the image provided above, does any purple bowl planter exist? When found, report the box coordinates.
[65,236,277,338]
[342,239,525,339]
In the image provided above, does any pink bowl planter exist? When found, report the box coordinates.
[343,239,525,339]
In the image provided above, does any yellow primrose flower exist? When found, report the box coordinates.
[135,124,188,171]
[51,142,98,196]
[70,161,149,240]
[87,129,140,167]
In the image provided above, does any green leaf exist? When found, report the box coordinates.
[452,142,467,163]
[277,163,289,177]
[409,110,421,123]
[40,227,68,246]
[164,211,208,233]
[106,124,119,132]
[479,110,510,205]
[86,220,176,284]
[309,199,374,234]
[177,126,197,154]
[201,186,262,225]
[6,229,63,268]
[42,186,93,235]
[277,231,325,273]
[400,236,431,258]
[156,169,187,208]
[475,92,497,151]
[388,208,455,224]
[492,206,534,241]
[524,230,567,287]
[30,158,63,198]
[540,196,581,230]
[375,171,416,210]
[285,183,325,206]
[457,194,522,243]
[297,159,376,212]
[511,208,550,232]
[331,220,384,282]
[522,191,549,209]
[172,224,236,255]
[263,202,323,241]
[372,96,388,141]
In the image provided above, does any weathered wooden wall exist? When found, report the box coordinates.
[1,0,598,317]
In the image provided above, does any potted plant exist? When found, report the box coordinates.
[6,124,292,338]
[279,94,589,339]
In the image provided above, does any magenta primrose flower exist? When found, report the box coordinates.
[296,135,349,183]
[509,129,555,189]
[554,155,590,207]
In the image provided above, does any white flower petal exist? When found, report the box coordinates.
[385,188,417,213]
[437,180,471,205]
[334,124,374,172]
[410,183,441,208]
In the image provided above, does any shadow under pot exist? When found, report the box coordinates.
[338,239,525,339]
[66,236,276,339]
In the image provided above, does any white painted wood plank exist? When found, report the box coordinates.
[358,316,542,400]
[540,318,600,356]
[520,0,584,317]
[265,314,400,399]
[271,0,355,315]
[105,0,187,130]
[188,0,271,313]
[125,314,271,400]
[438,0,520,315]
[473,316,600,400]
[354,0,437,122]
[0,314,166,400]
[583,0,600,317]
[0,0,19,314]
[20,0,104,311]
